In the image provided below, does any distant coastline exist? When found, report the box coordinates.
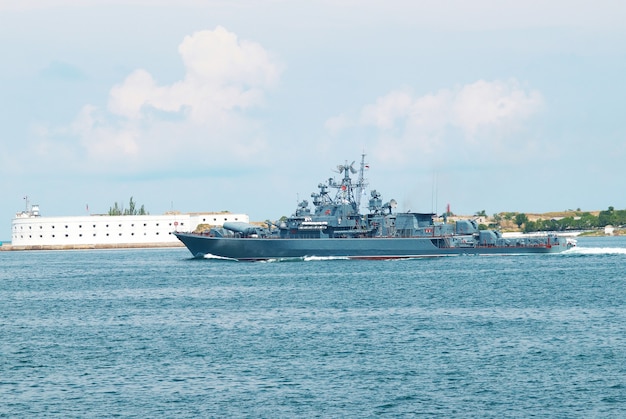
[453,208,624,236]
[0,241,184,251]
[4,208,623,251]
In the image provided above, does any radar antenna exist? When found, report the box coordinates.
[355,153,368,210]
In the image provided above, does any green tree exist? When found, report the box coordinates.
[523,220,537,233]
[108,202,122,215]
[578,213,598,229]
[123,197,136,215]
[108,197,149,216]
[598,206,616,227]
[543,218,561,231]
[514,213,528,228]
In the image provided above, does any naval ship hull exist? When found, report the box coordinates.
[174,155,574,261]
[174,232,569,261]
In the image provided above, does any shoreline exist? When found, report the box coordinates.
[0,242,185,251]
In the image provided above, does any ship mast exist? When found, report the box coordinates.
[355,153,368,210]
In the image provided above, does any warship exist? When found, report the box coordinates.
[174,155,574,261]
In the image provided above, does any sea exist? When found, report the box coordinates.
[1,236,626,418]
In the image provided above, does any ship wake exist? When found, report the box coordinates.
[563,246,626,256]
[255,256,350,263]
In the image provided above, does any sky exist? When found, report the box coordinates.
[1,0,625,239]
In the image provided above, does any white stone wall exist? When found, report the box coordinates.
[11,213,249,246]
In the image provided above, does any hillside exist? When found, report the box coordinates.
[470,209,616,234]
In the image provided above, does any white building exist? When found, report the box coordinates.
[9,205,249,249]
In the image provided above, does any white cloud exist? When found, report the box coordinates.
[67,26,282,171]
[108,70,157,119]
[328,79,543,164]
[108,27,280,123]
[73,105,140,158]
[179,27,280,88]
[452,80,543,139]
[360,90,413,130]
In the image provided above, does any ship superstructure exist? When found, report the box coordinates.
[174,155,574,260]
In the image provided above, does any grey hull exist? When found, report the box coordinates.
[174,232,569,261]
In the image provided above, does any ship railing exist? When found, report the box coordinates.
[298,221,328,230]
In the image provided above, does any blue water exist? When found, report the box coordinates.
[2,237,626,417]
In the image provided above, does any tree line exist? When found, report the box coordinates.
[491,207,626,233]
[108,197,148,216]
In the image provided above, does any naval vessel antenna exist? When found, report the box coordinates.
[355,153,368,210]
